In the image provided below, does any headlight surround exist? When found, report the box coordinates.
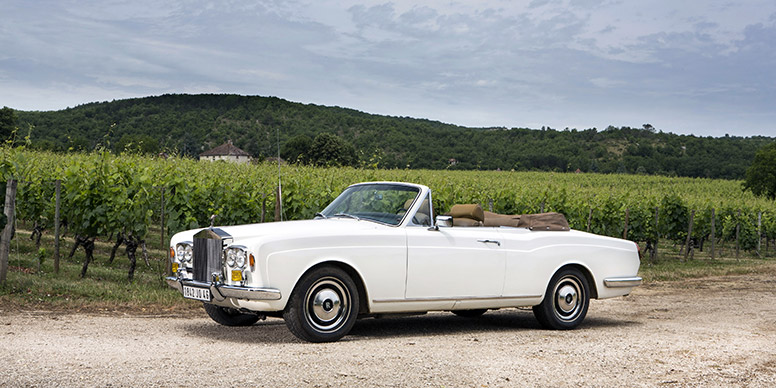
[175,242,193,264]
[225,246,248,269]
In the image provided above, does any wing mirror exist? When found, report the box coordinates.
[430,215,453,230]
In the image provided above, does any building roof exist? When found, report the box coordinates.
[199,140,251,157]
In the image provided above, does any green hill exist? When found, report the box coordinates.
[13,93,773,179]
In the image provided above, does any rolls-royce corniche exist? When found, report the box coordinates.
[166,182,642,342]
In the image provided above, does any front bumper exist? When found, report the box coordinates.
[165,276,282,302]
[603,276,643,288]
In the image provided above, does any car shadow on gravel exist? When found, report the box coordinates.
[349,310,540,339]
[180,310,640,344]
[349,310,640,340]
[180,318,298,344]
[581,316,641,329]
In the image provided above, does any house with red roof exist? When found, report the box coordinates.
[199,140,251,164]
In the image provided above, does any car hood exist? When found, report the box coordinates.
[170,218,390,245]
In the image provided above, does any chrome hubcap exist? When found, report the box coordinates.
[553,275,584,322]
[556,285,578,313]
[304,278,350,333]
[312,289,341,322]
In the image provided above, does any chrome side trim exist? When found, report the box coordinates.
[603,276,643,288]
[372,295,542,303]
[165,277,281,301]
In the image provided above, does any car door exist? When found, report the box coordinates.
[405,226,506,300]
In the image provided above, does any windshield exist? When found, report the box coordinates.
[319,184,421,226]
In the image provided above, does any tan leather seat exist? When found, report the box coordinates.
[400,198,431,226]
[414,199,431,225]
[447,204,484,227]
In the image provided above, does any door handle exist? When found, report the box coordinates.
[477,239,501,246]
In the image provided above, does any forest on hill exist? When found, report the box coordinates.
[11,94,774,179]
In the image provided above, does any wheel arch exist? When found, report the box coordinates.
[293,261,370,315]
[554,263,598,299]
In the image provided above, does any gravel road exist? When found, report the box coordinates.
[2,270,775,387]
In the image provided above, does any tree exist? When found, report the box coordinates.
[11,95,773,179]
[282,134,312,163]
[743,142,776,199]
[308,133,357,167]
[0,107,17,140]
[115,134,159,154]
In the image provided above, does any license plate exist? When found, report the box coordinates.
[183,285,211,301]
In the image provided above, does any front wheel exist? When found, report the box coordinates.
[532,267,590,330]
[204,304,260,326]
[283,266,359,342]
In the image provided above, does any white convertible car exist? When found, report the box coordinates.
[167,182,642,342]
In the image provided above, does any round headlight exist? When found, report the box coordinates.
[234,250,246,269]
[176,243,193,263]
[226,249,236,267]
[183,245,193,262]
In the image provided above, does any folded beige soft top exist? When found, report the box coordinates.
[446,204,569,231]
[516,212,569,231]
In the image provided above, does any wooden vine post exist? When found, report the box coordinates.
[758,212,762,257]
[587,207,593,233]
[53,179,61,274]
[261,193,267,223]
[0,179,18,285]
[735,209,741,259]
[160,186,169,276]
[623,208,629,240]
[684,209,695,260]
[160,187,165,251]
[710,208,716,259]
[652,206,659,261]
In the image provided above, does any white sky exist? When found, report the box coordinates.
[1,0,775,137]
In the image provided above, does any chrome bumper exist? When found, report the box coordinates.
[165,276,282,302]
[603,276,643,288]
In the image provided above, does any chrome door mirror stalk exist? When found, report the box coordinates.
[432,215,453,230]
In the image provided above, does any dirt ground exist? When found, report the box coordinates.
[1,270,775,388]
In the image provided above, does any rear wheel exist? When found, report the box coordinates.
[533,267,590,330]
[452,309,487,318]
[204,304,260,326]
[283,266,359,342]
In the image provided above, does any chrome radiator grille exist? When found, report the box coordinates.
[192,229,226,282]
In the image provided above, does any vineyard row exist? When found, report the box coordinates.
[2,149,775,281]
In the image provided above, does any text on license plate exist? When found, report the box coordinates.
[183,285,211,301]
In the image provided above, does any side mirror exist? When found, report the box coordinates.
[433,215,453,229]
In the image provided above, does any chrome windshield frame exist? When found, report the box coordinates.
[319,182,429,228]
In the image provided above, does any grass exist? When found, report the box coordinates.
[1,225,775,315]
[640,256,776,282]
[637,237,776,282]
[0,226,201,315]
